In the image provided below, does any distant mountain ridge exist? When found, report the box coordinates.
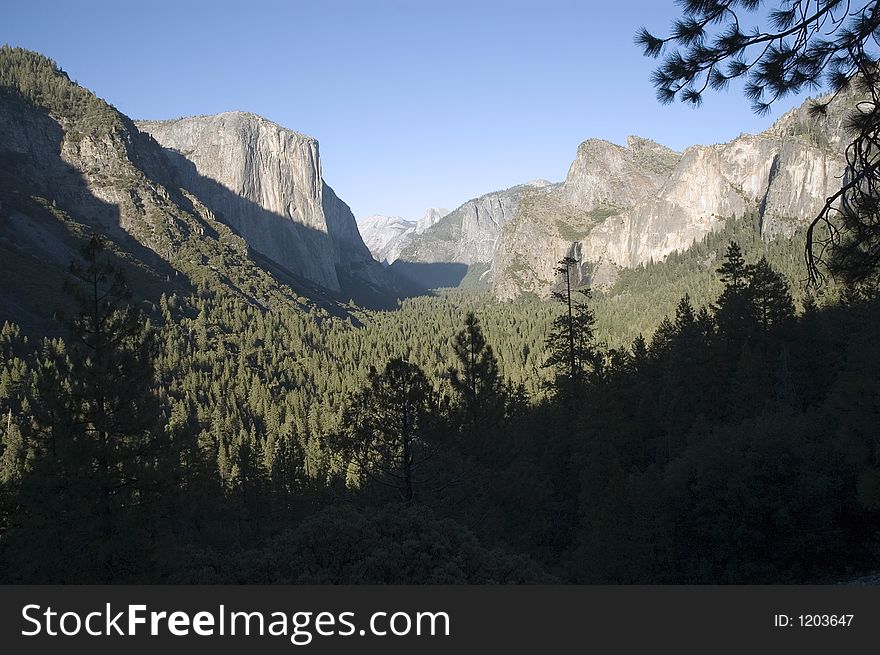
[0,45,857,323]
[389,180,558,290]
[357,207,449,264]
[381,90,851,299]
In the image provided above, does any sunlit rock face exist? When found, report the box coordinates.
[491,92,851,300]
[358,214,417,264]
[137,112,378,291]
[399,180,558,268]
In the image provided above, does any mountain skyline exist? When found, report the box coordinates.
[0,37,842,313]
[0,0,816,222]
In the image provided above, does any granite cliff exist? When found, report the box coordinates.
[401,180,557,266]
[0,46,857,318]
[371,88,850,300]
[357,207,449,265]
[489,94,851,299]
[136,113,387,294]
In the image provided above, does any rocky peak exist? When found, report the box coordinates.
[399,181,560,272]
[136,112,376,292]
[626,136,681,175]
[491,90,856,300]
[0,47,366,328]
[762,91,854,151]
[558,137,679,212]
[358,214,417,264]
[415,207,449,234]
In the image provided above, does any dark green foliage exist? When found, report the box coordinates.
[715,240,757,344]
[174,505,551,584]
[717,240,748,289]
[566,246,880,582]
[7,41,878,583]
[447,312,506,426]
[636,1,874,113]
[0,46,120,139]
[2,237,168,582]
[1,226,879,584]
[544,292,598,398]
[749,256,796,335]
[588,215,824,348]
[544,257,599,398]
[333,359,444,503]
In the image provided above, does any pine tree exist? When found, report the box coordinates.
[695,306,716,341]
[748,257,796,336]
[717,241,748,289]
[268,429,306,507]
[0,321,31,491]
[447,312,505,425]
[673,294,698,341]
[714,241,756,345]
[5,235,164,582]
[544,257,598,398]
[668,294,703,375]
[226,426,270,545]
[649,317,676,359]
[333,358,442,503]
[630,334,649,371]
[555,256,579,382]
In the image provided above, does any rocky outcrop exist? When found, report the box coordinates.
[358,214,417,264]
[0,54,299,332]
[356,207,450,265]
[136,113,381,292]
[576,116,845,268]
[0,48,405,334]
[491,92,852,299]
[400,180,557,268]
[558,137,679,211]
[491,139,680,299]
[415,207,449,234]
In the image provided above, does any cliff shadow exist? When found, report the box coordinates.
[387,260,470,293]
[0,91,189,336]
[152,143,404,310]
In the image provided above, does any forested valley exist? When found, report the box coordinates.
[2,217,879,584]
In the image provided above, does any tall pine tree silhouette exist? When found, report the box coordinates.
[448,312,505,426]
[714,241,756,347]
[544,256,598,400]
[335,358,442,503]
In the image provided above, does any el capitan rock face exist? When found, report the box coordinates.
[0,47,407,334]
[0,60,309,332]
[136,113,381,293]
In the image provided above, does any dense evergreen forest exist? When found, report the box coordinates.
[2,216,879,584]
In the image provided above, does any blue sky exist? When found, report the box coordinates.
[3,0,812,221]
